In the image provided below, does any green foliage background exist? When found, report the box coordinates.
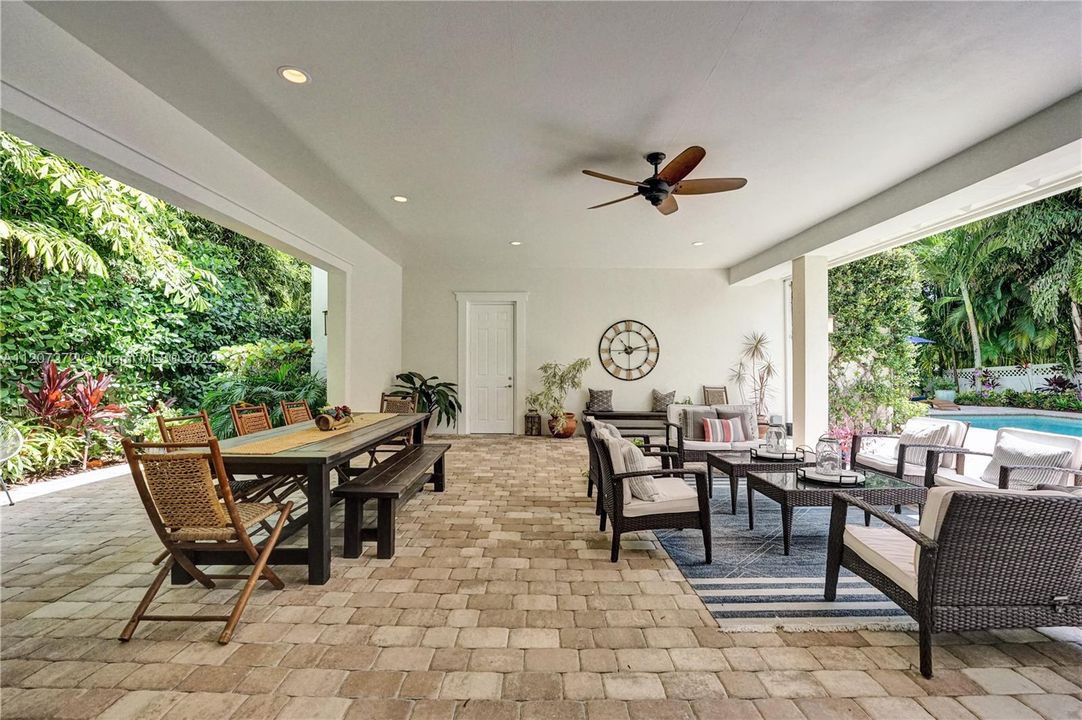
[1,131,316,480]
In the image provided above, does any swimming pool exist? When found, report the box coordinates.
[947,413,1082,437]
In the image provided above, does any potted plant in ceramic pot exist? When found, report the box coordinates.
[525,358,591,438]
[931,376,958,403]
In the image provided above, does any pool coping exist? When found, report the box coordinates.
[930,405,1082,420]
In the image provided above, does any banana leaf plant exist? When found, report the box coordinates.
[390,372,462,430]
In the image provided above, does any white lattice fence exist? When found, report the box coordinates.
[952,364,1064,391]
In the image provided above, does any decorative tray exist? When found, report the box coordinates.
[751,447,800,462]
[796,467,866,486]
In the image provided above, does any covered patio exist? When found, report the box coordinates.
[2,1,1082,718]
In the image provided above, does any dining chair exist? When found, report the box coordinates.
[366,392,418,465]
[280,399,313,425]
[157,410,214,444]
[120,438,293,644]
[230,403,273,436]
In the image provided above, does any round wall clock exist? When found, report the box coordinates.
[599,319,659,381]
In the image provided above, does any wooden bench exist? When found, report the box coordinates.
[333,443,450,559]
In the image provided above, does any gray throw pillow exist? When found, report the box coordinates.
[681,408,717,441]
[587,389,614,412]
[715,406,756,440]
[652,389,676,412]
[622,442,659,501]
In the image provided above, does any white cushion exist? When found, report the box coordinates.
[980,433,1074,488]
[898,422,952,466]
[906,416,969,467]
[594,420,621,438]
[933,467,996,490]
[856,450,925,478]
[843,525,917,598]
[623,477,700,517]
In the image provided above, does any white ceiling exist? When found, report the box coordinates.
[30,1,1082,270]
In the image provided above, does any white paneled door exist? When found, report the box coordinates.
[468,303,515,434]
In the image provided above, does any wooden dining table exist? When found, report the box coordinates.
[171,412,429,586]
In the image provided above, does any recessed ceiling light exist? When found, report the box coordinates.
[509,241,522,246]
[277,66,310,84]
[691,241,705,247]
[392,196,409,203]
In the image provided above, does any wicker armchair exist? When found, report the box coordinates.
[280,400,313,425]
[121,438,293,644]
[851,417,969,484]
[583,416,675,515]
[826,487,1082,677]
[589,423,711,563]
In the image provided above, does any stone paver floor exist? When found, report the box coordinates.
[2,436,1080,719]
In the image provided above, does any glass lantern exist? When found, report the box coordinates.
[815,434,843,476]
[764,422,787,453]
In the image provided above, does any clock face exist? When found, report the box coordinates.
[598,320,659,381]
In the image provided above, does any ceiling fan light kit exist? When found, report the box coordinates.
[583,145,747,215]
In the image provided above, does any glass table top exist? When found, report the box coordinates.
[748,469,919,492]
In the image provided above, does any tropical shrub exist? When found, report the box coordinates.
[1,421,85,484]
[955,389,1082,412]
[390,372,463,428]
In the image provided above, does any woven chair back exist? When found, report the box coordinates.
[933,491,1082,607]
[136,450,229,530]
[702,386,729,405]
[280,400,313,425]
[231,403,272,436]
[381,393,416,414]
[158,411,213,444]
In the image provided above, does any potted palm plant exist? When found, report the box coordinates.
[525,358,591,438]
[389,372,462,433]
[728,333,776,437]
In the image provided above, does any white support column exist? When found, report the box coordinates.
[310,266,329,379]
[791,256,830,445]
[325,268,350,404]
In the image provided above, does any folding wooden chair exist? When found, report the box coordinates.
[230,403,273,436]
[367,393,417,465]
[280,399,313,425]
[157,410,214,444]
[120,438,293,644]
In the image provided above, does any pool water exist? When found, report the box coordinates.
[949,413,1082,437]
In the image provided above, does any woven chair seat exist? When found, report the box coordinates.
[169,502,279,541]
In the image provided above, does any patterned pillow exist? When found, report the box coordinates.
[652,389,676,411]
[587,389,614,412]
[621,442,659,501]
[898,423,951,465]
[980,436,1073,488]
[594,420,621,438]
[704,417,744,443]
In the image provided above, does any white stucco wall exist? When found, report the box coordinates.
[403,265,787,433]
[310,267,329,378]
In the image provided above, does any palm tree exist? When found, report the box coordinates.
[917,219,1007,391]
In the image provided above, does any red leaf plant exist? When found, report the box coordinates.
[18,361,78,428]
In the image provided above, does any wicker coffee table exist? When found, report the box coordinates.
[706,451,816,515]
[745,469,926,556]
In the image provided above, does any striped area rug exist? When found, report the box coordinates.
[654,483,918,632]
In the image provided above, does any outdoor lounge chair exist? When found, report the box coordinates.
[923,427,1082,490]
[826,486,1082,677]
[120,438,293,644]
[662,403,759,467]
[583,416,673,509]
[851,416,969,484]
[589,422,710,563]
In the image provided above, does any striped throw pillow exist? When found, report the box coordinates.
[704,417,744,443]
[980,436,1073,488]
[621,442,659,501]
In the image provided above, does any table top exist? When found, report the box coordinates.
[219,413,429,466]
[747,469,922,494]
[707,450,814,470]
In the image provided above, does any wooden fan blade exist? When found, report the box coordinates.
[588,193,638,210]
[582,170,643,187]
[674,178,748,195]
[657,195,678,215]
[658,146,705,184]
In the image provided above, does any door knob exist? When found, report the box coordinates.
[503,384,513,388]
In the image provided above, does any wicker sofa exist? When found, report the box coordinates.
[585,420,711,563]
[850,416,969,484]
[662,403,759,467]
[826,486,1082,677]
[923,427,1082,490]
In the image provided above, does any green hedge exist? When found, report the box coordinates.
[955,390,1082,413]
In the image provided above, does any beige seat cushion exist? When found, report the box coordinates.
[933,468,996,490]
[842,525,918,598]
[857,450,925,478]
[169,502,278,541]
[623,477,700,517]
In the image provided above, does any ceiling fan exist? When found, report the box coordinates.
[582,146,746,215]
